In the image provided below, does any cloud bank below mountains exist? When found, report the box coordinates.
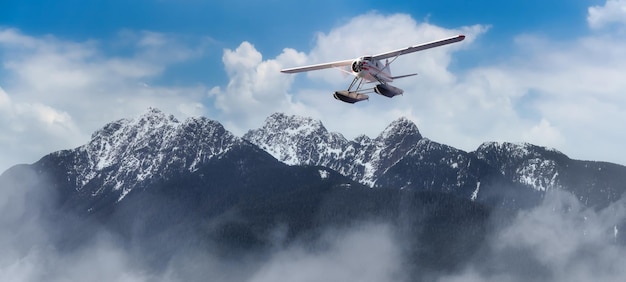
[1,167,625,282]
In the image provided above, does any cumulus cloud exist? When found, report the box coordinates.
[208,9,626,165]
[588,0,626,29]
[522,118,563,147]
[208,41,310,133]
[0,28,210,171]
[469,32,626,163]
[208,12,489,140]
[305,13,483,86]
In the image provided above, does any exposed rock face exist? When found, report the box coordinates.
[245,113,626,208]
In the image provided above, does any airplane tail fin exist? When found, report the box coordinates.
[385,59,391,73]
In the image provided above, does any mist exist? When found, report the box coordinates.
[2,167,625,281]
[248,223,404,282]
[0,167,149,282]
[0,167,406,282]
[439,190,626,282]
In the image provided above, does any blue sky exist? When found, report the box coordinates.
[1,0,626,171]
[0,0,599,83]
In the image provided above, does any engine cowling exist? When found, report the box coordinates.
[351,56,373,73]
[351,60,363,73]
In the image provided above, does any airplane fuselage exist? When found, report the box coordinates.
[351,57,393,83]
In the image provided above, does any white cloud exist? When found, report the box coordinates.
[209,10,626,165]
[0,87,9,110]
[305,13,483,86]
[439,191,626,282]
[209,13,490,141]
[472,32,626,162]
[249,224,403,282]
[522,119,563,148]
[0,28,210,171]
[208,41,310,134]
[588,0,626,29]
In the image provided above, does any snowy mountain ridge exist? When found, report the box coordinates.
[475,142,564,191]
[243,113,348,166]
[22,108,626,209]
[244,112,564,192]
[243,113,423,187]
[58,108,241,201]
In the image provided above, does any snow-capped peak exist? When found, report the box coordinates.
[244,113,424,187]
[244,113,347,166]
[262,112,326,136]
[475,142,563,191]
[70,108,240,201]
[377,117,422,141]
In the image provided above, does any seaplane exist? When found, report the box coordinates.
[281,34,465,103]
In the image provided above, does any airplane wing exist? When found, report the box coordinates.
[372,35,465,61]
[280,59,353,73]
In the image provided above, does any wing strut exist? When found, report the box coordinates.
[347,75,364,92]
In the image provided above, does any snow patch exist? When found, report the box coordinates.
[117,187,131,202]
[319,169,329,179]
[471,181,481,201]
[516,159,559,191]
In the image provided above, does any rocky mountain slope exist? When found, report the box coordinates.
[44,108,244,204]
[244,113,423,186]
[244,112,626,208]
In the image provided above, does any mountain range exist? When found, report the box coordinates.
[1,108,625,281]
[245,112,626,209]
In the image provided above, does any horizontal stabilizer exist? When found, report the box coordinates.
[391,73,418,80]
